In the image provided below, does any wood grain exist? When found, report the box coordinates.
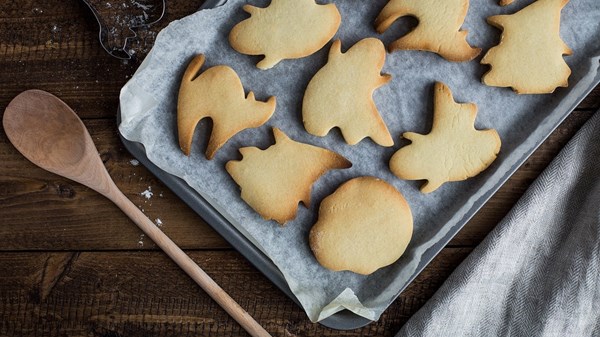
[0,117,228,251]
[0,249,472,337]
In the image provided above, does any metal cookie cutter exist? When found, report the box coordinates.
[81,0,166,60]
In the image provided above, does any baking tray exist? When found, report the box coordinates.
[117,0,600,330]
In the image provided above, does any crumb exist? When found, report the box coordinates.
[141,186,153,199]
[130,159,140,166]
[154,218,163,227]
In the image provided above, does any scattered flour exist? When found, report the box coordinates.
[140,186,153,199]
[130,159,140,166]
[131,1,153,11]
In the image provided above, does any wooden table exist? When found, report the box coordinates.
[1,1,598,336]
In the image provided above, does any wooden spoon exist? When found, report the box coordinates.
[3,90,271,337]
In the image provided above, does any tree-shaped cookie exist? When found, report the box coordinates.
[303,38,394,147]
[228,0,341,70]
[389,82,501,193]
[177,54,276,159]
[226,128,351,224]
[374,0,481,62]
[481,0,572,94]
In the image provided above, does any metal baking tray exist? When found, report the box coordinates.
[117,0,600,330]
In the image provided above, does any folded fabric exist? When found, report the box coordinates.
[397,109,600,337]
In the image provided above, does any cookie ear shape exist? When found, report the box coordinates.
[374,0,481,62]
[177,54,276,159]
[226,128,351,225]
[309,177,413,275]
[302,38,394,147]
[481,0,572,94]
[228,0,341,70]
[389,82,501,193]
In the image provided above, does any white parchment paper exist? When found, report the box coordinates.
[119,0,600,323]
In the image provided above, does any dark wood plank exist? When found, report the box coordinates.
[0,110,596,250]
[0,0,206,119]
[0,248,472,336]
[580,84,600,109]
[0,119,229,251]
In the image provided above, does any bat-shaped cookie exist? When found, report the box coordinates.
[228,0,341,69]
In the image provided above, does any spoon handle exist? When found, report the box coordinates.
[105,185,272,337]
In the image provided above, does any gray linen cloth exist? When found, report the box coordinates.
[398,109,600,337]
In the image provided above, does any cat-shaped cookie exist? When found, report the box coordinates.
[177,54,276,159]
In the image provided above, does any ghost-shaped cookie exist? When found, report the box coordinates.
[177,54,276,159]
[389,82,501,193]
[226,128,351,224]
[228,0,341,69]
[302,38,394,147]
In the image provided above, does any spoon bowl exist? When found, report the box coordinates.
[2,90,271,337]
[3,90,106,193]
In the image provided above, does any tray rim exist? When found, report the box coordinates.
[118,0,600,330]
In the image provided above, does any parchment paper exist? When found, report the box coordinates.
[119,0,600,323]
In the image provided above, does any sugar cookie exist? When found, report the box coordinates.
[374,0,481,62]
[302,38,394,147]
[226,128,351,224]
[481,0,572,94]
[177,54,276,159]
[389,82,501,193]
[309,176,413,275]
[228,0,341,70]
